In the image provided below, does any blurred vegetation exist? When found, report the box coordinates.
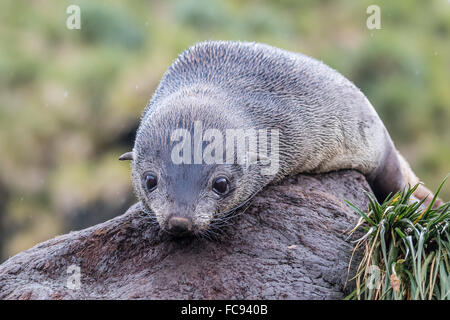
[0,0,449,262]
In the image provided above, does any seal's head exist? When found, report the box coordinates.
[122,90,271,237]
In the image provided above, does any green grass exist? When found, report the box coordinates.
[345,177,450,300]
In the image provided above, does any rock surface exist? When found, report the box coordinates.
[0,170,370,299]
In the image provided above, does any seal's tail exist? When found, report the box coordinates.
[397,152,444,208]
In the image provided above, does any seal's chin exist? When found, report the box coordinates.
[167,229,194,238]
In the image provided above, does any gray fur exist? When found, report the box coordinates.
[129,41,431,235]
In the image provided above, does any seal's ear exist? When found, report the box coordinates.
[119,151,134,161]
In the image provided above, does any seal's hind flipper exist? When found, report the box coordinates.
[369,141,443,207]
[367,141,405,203]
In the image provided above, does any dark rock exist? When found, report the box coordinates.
[0,170,369,299]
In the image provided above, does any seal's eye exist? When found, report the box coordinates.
[212,177,229,195]
[144,173,158,192]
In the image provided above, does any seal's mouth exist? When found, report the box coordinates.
[166,216,194,236]
[159,192,260,239]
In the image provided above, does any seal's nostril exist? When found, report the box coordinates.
[168,217,192,233]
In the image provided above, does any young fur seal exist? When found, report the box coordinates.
[120,41,442,237]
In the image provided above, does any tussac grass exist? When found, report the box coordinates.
[345,177,449,300]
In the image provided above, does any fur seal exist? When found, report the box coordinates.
[120,41,442,236]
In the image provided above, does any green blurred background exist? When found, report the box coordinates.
[0,0,449,262]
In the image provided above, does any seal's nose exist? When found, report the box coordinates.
[168,217,192,234]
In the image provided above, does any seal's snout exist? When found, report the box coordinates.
[168,216,193,234]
